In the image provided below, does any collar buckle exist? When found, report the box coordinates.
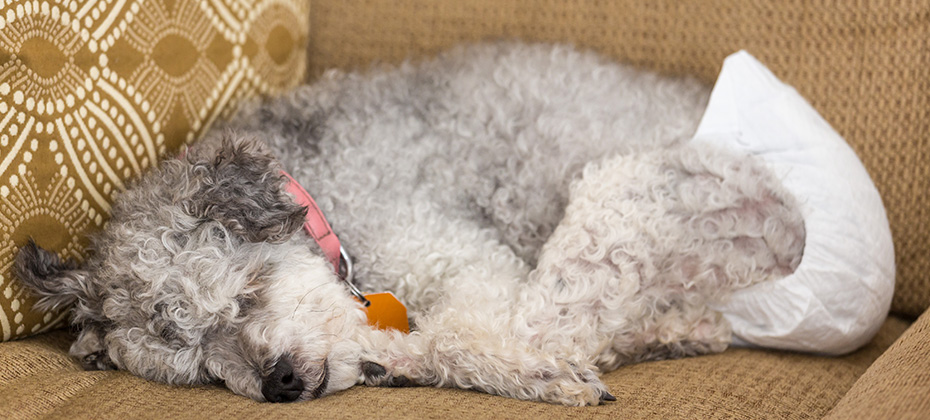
[338,246,369,307]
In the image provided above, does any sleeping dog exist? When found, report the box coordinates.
[16,43,804,405]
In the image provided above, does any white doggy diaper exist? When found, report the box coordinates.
[691,51,895,355]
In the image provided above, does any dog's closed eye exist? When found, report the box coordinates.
[211,226,226,240]
[233,265,267,318]
[235,293,258,317]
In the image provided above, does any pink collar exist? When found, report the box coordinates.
[281,171,341,271]
[281,171,370,306]
[283,172,408,333]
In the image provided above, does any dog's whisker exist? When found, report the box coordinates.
[292,284,335,318]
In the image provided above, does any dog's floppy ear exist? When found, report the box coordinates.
[16,241,115,371]
[195,136,308,243]
[14,239,92,312]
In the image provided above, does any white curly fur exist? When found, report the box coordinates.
[15,43,804,406]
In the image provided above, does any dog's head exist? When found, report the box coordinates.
[15,135,369,402]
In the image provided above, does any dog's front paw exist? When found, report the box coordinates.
[536,360,613,406]
[360,361,418,388]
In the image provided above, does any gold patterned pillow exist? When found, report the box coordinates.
[0,0,309,341]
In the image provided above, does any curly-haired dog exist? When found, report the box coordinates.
[15,43,804,406]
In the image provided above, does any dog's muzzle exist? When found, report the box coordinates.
[261,357,304,403]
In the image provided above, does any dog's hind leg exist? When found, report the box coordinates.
[524,143,806,371]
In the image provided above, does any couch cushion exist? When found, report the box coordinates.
[308,0,930,318]
[0,0,309,341]
[825,309,930,419]
[0,316,909,420]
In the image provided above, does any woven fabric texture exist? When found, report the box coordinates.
[0,0,309,341]
[0,317,910,420]
[824,310,930,420]
[309,0,930,317]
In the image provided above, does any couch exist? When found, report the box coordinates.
[2,1,928,419]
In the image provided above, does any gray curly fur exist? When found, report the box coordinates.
[15,43,805,405]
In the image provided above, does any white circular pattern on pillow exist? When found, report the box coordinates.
[0,0,309,341]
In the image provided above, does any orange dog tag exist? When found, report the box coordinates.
[361,292,409,333]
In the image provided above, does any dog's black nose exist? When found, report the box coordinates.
[261,357,304,403]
